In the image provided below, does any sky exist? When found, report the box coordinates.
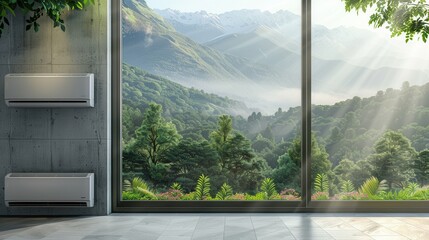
[145,0,429,47]
[145,0,374,29]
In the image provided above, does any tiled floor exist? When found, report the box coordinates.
[1,214,429,240]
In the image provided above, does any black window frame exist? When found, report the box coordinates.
[111,0,429,213]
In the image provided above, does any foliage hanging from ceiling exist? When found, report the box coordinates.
[0,0,94,38]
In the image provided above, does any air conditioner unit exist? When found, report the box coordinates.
[4,73,94,107]
[5,173,94,207]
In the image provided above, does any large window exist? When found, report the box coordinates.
[112,0,429,211]
[119,0,302,202]
[311,0,429,201]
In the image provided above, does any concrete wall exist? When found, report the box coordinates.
[0,1,111,215]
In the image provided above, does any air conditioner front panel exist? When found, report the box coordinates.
[4,73,94,108]
[5,173,94,207]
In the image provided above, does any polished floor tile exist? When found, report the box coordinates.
[2,214,429,240]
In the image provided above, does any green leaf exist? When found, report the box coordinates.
[261,178,277,200]
[60,24,65,32]
[359,177,387,196]
[215,183,233,200]
[194,174,211,200]
[341,180,355,193]
[314,173,329,193]
[33,22,39,32]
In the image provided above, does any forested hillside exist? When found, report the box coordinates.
[122,61,429,200]
[122,63,251,143]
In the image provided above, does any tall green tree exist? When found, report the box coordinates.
[210,115,233,168]
[272,153,301,191]
[334,159,358,183]
[210,115,266,192]
[414,150,429,186]
[165,139,223,192]
[368,130,417,189]
[211,115,233,147]
[134,103,181,166]
[282,134,332,188]
[343,0,429,42]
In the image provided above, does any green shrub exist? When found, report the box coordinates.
[412,189,429,200]
[156,189,183,200]
[359,177,387,196]
[122,191,144,200]
[245,192,267,200]
[311,192,329,200]
[194,174,211,200]
[123,177,157,200]
[229,193,245,200]
[405,182,420,195]
[336,192,368,200]
[171,182,183,192]
[216,183,233,200]
[314,173,329,193]
[181,192,197,200]
[261,178,277,200]
[341,180,355,193]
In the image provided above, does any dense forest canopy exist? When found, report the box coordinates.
[120,0,429,201]
[122,62,429,200]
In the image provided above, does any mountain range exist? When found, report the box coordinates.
[122,0,429,112]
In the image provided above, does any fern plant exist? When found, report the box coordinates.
[261,178,277,200]
[341,180,355,193]
[171,182,183,192]
[314,173,329,193]
[405,182,419,195]
[216,183,233,200]
[359,177,387,196]
[123,177,157,200]
[194,174,211,200]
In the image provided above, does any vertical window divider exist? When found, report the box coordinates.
[111,0,122,212]
[301,0,312,208]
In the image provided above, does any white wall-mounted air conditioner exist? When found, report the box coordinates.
[4,73,94,107]
[4,173,94,207]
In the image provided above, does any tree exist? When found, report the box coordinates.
[222,134,258,177]
[311,134,333,181]
[211,115,233,149]
[134,103,181,166]
[165,139,222,192]
[272,153,301,191]
[350,159,373,188]
[334,159,358,183]
[414,150,429,186]
[368,130,417,189]
[252,134,274,153]
[343,0,429,42]
[261,125,275,142]
[287,134,332,181]
[211,115,266,193]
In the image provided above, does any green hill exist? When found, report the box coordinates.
[244,82,429,166]
[122,63,251,142]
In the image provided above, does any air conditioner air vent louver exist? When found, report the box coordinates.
[8,202,88,207]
